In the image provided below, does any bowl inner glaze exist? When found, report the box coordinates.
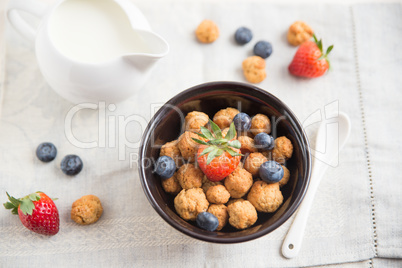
[139,82,311,243]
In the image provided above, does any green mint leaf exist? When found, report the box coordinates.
[209,120,222,139]
[200,126,214,140]
[228,140,241,149]
[28,193,40,202]
[19,198,35,216]
[326,45,334,56]
[199,146,216,156]
[225,122,236,140]
[206,147,219,165]
[224,147,243,157]
[192,138,209,145]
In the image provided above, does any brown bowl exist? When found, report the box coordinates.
[139,81,311,243]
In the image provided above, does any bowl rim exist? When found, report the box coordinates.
[139,81,311,243]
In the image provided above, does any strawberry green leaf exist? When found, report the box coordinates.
[215,149,224,157]
[225,122,237,141]
[317,39,323,52]
[3,202,14,209]
[199,146,216,156]
[313,34,318,43]
[194,131,208,140]
[209,120,222,139]
[200,126,214,140]
[228,140,241,149]
[326,45,334,56]
[6,192,21,208]
[28,193,40,202]
[224,147,243,157]
[19,198,35,216]
[317,55,325,61]
[206,147,219,165]
[209,138,228,145]
[192,138,209,145]
[11,207,18,215]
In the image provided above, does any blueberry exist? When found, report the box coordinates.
[259,161,284,184]
[254,133,275,151]
[234,27,253,45]
[61,155,83,176]
[36,142,57,162]
[196,212,219,231]
[233,113,251,132]
[253,41,273,59]
[155,156,176,179]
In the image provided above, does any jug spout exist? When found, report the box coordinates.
[123,30,169,70]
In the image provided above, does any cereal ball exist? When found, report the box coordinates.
[71,195,103,225]
[287,21,314,46]
[160,140,183,167]
[279,165,290,187]
[185,111,209,132]
[161,172,182,195]
[195,20,219,43]
[174,188,209,221]
[177,163,203,189]
[261,150,272,160]
[227,199,258,229]
[202,175,223,193]
[242,56,266,84]
[250,114,271,135]
[247,181,283,213]
[213,108,240,129]
[224,167,253,198]
[207,204,229,231]
[238,136,257,154]
[244,152,268,176]
[272,136,293,164]
[206,185,231,204]
[177,131,202,162]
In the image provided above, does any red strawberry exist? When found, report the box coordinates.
[288,35,334,78]
[193,120,242,182]
[4,192,60,235]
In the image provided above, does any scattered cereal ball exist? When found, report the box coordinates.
[279,165,290,187]
[250,114,271,135]
[71,195,103,225]
[195,20,220,43]
[272,136,293,164]
[242,56,266,84]
[185,111,209,132]
[207,204,229,231]
[177,163,203,189]
[174,188,209,221]
[287,21,314,46]
[247,181,283,213]
[178,131,203,162]
[213,107,240,129]
[160,140,183,167]
[227,199,258,229]
[238,136,257,154]
[224,167,253,198]
[244,152,268,176]
[202,175,223,193]
[161,172,182,195]
[206,185,231,204]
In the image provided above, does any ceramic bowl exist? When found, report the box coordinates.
[139,81,311,243]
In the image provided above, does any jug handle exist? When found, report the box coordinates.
[7,0,48,41]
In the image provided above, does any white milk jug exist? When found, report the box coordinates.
[7,0,169,104]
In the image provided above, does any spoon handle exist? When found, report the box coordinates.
[281,164,327,258]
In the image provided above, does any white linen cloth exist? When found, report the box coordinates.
[0,0,401,267]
